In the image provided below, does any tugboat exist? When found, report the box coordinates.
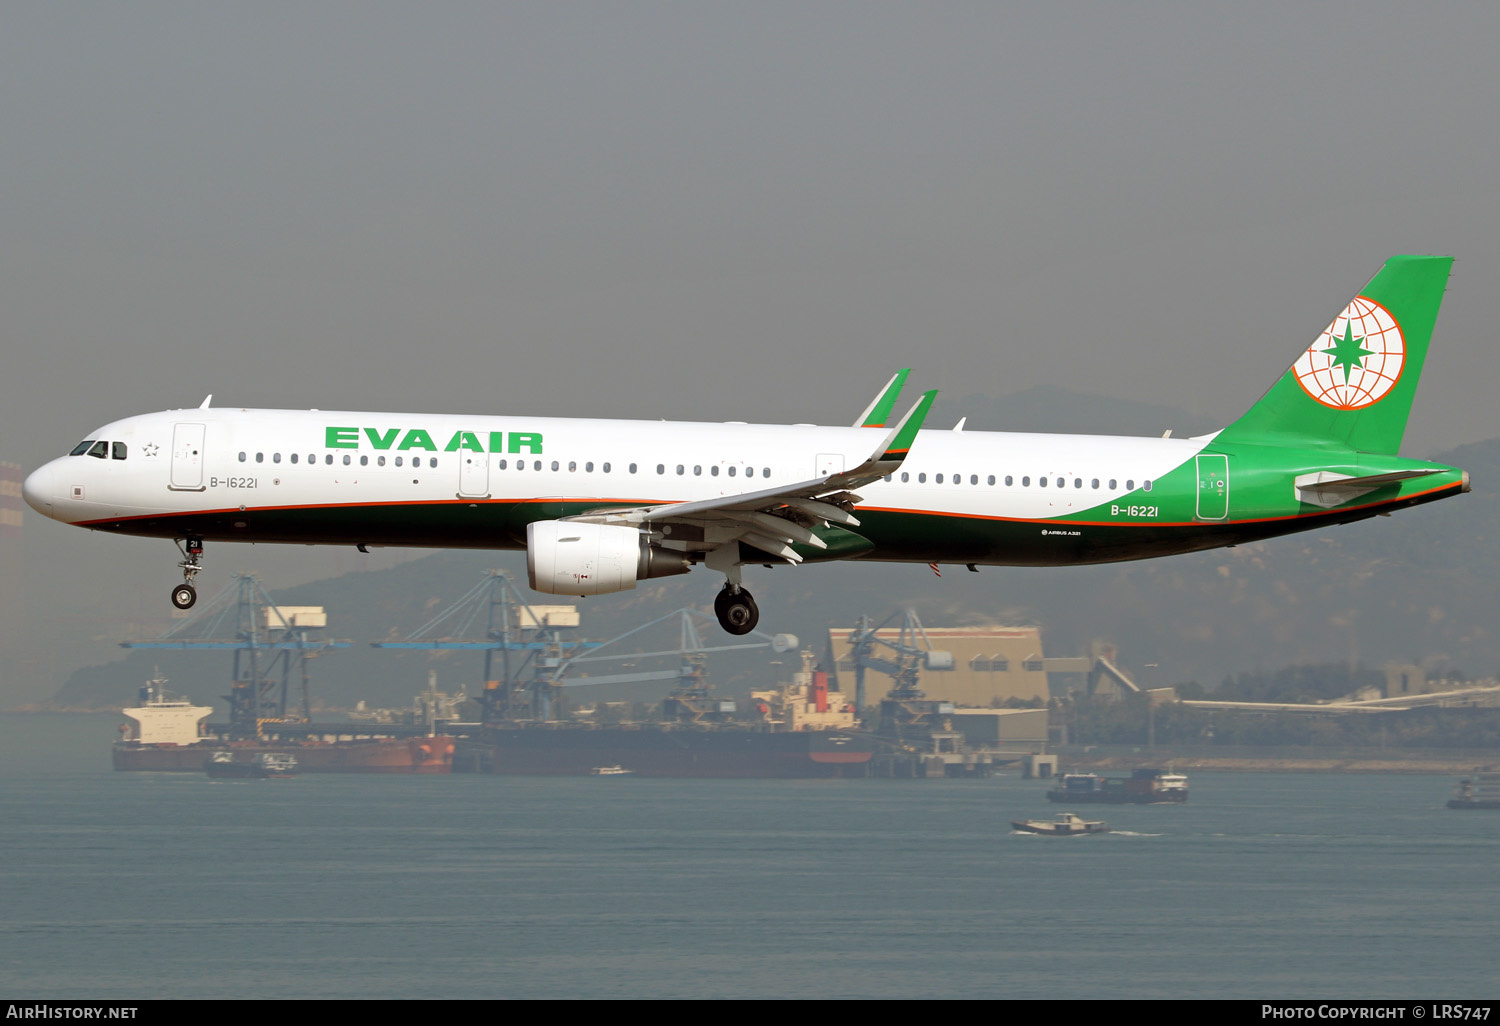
[205,751,299,779]
[1447,771,1500,809]
[1011,813,1110,836]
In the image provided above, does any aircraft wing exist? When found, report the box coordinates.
[569,390,937,563]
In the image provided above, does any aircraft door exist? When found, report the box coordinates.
[458,452,489,498]
[169,423,206,491]
[1195,454,1228,520]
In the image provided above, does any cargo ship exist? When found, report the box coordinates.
[1447,771,1500,809]
[482,652,874,778]
[1046,768,1188,804]
[483,723,874,778]
[112,674,455,773]
[115,734,456,773]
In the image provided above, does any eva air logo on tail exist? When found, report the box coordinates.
[1292,297,1405,409]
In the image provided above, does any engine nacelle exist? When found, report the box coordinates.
[526,520,691,596]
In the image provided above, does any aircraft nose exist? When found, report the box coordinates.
[22,460,61,518]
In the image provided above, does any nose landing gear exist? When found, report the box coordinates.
[171,538,204,609]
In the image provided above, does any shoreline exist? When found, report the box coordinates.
[1053,753,1493,775]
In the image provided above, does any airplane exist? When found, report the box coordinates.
[23,255,1469,636]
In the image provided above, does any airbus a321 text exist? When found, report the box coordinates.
[24,256,1470,635]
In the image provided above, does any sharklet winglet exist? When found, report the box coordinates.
[852,369,911,428]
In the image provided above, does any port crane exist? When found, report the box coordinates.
[121,573,351,737]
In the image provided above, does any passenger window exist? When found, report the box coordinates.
[498,459,507,470]
[936,474,944,484]
[970,475,978,485]
[256,452,264,463]
[656,464,665,475]
[238,452,247,463]
[728,466,737,477]
[763,468,770,478]
[343,455,351,465]
[532,460,541,471]
[1074,478,1081,489]
[1091,478,1099,489]
[629,464,637,474]
[1005,475,1013,486]
[70,440,96,456]
[552,461,560,472]
[1056,478,1064,488]
[1022,476,1030,487]
[1039,476,1047,488]
[308,454,315,464]
[676,465,684,475]
[918,473,927,483]
[395,456,404,467]
[378,456,386,467]
[112,442,127,460]
[1126,479,1135,490]
[272,453,281,464]
[694,466,702,476]
[1143,480,1152,491]
[325,454,333,465]
[711,466,719,477]
[290,453,299,464]
[360,455,368,466]
[883,475,892,483]
[585,462,594,472]
[987,475,995,485]
[568,462,576,472]
[603,462,611,473]
[900,472,909,483]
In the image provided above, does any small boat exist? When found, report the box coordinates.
[1011,813,1109,836]
[205,751,299,779]
[1047,768,1188,804]
[589,765,634,776]
[1448,771,1500,809]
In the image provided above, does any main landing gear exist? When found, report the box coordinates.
[171,538,204,610]
[705,547,759,636]
[714,584,759,636]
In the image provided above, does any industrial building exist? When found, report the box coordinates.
[827,623,1050,707]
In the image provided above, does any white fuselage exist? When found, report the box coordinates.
[23,407,1203,536]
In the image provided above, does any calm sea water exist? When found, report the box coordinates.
[1,715,1496,1000]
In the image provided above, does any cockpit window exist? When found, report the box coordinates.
[86,441,108,459]
[112,442,127,460]
[70,440,95,456]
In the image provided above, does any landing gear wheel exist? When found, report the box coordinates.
[714,586,759,636]
[172,537,205,610]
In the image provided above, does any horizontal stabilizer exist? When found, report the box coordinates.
[1293,469,1440,509]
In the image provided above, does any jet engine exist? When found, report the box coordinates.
[526,520,690,596]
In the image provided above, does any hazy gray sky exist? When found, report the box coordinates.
[5,2,1499,698]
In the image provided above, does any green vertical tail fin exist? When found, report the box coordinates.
[1216,255,1453,454]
